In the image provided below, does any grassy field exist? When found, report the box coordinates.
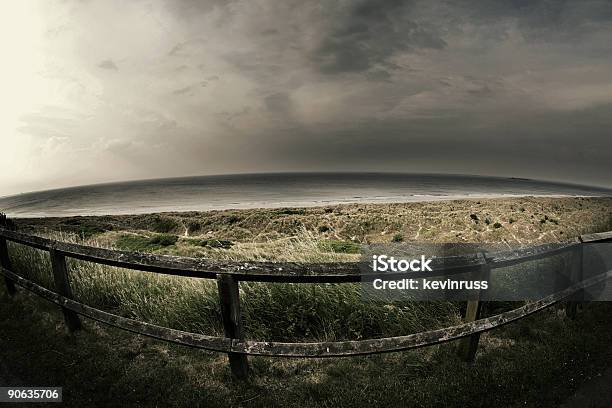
[2,197,612,406]
[1,285,611,407]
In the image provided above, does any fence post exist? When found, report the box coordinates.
[0,237,17,296]
[217,274,249,380]
[49,249,82,332]
[458,252,490,362]
[565,243,584,319]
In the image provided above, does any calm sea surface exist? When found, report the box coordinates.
[1,173,611,218]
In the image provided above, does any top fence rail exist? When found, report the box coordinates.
[0,229,610,282]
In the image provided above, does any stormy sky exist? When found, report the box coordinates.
[1,0,612,196]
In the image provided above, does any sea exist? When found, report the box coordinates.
[1,173,611,218]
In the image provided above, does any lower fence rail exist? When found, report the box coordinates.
[2,266,610,360]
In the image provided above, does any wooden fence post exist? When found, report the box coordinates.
[217,274,249,380]
[458,253,490,362]
[0,237,17,296]
[49,249,82,332]
[565,243,584,319]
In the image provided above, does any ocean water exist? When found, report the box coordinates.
[1,173,611,218]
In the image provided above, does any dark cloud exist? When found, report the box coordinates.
[4,0,612,196]
[312,0,446,74]
[449,0,612,40]
[233,101,612,187]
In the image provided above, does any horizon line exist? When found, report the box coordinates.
[2,170,612,200]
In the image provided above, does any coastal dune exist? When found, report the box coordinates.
[13,196,612,261]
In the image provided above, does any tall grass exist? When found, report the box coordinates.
[240,282,460,341]
[6,231,461,342]
[168,228,362,262]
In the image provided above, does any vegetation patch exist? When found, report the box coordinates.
[225,215,242,224]
[183,238,234,249]
[186,220,202,233]
[55,218,109,238]
[318,239,361,254]
[150,216,180,233]
[278,208,306,215]
[149,234,179,246]
[115,233,178,252]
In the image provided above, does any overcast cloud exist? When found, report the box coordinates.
[1,0,612,195]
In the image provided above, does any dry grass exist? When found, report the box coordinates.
[91,227,360,262]
[6,229,458,342]
[15,197,612,248]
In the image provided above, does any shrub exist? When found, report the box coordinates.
[151,216,179,233]
[55,218,109,238]
[318,240,361,254]
[186,220,202,233]
[318,225,330,233]
[392,233,404,242]
[225,215,242,224]
[115,235,152,251]
[115,234,178,252]
[149,234,179,246]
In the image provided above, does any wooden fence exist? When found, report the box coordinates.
[1,228,611,380]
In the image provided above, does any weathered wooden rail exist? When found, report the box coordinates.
[1,228,611,380]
